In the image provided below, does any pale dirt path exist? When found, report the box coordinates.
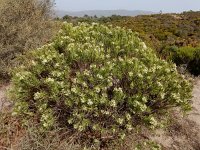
[188,79,200,127]
[0,84,10,111]
[150,78,200,150]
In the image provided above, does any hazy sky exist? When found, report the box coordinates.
[55,0,200,13]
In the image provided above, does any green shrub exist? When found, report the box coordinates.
[188,48,200,75]
[10,23,192,142]
[172,46,200,75]
[172,46,196,64]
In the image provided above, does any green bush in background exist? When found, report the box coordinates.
[171,46,200,75]
[10,23,192,142]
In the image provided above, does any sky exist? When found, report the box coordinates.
[55,0,200,13]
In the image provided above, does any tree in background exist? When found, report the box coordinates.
[0,0,58,81]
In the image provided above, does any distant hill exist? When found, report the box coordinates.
[55,10,155,18]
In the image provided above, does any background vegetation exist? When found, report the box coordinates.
[62,11,200,75]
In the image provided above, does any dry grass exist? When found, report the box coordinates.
[0,111,161,150]
[0,112,23,149]
[2,107,198,150]
[0,112,82,150]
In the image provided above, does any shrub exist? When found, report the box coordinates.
[172,46,196,65]
[188,48,200,75]
[0,0,58,81]
[172,46,200,75]
[10,23,192,142]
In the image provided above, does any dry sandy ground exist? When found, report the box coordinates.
[0,79,200,149]
[0,84,10,111]
[150,78,200,150]
[189,78,200,127]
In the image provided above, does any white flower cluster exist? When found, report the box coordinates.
[11,22,192,141]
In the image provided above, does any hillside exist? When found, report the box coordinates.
[56,9,155,17]
[104,11,200,53]
[62,11,200,53]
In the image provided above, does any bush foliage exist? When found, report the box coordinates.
[10,23,192,141]
[171,46,200,75]
[0,0,58,81]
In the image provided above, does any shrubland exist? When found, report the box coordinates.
[8,22,192,148]
[62,11,200,75]
[0,3,196,148]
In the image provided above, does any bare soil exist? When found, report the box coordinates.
[150,78,200,150]
[0,84,11,112]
